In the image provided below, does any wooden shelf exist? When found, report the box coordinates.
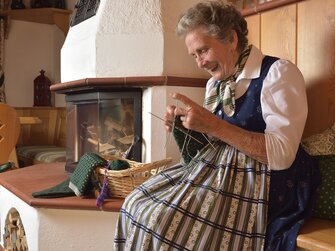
[0,8,72,37]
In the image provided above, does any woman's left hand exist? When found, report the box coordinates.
[171,92,220,134]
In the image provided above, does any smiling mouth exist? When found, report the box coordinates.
[207,65,218,73]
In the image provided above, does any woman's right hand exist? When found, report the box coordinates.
[164,105,176,132]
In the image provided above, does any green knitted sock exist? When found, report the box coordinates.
[69,152,107,196]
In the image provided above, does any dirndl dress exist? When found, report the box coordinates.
[114,56,320,251]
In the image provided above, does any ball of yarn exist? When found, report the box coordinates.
[109,159,130,170]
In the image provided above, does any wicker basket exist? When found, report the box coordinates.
[96,156,172,198]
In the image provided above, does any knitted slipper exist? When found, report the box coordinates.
[32,178,75,198]
[69,152,107,196]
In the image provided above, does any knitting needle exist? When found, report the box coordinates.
[148,111,173,149]
[150,111,216,150]
[151,111,175,149]
[201,132,216,150]
[148,112,204,145]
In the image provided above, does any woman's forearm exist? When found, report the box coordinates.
[208,119,268,164]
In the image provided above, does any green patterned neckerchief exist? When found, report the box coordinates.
[203,45,252,117]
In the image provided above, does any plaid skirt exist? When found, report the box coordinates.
[114,141,270,251]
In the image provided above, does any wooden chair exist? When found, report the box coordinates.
[0,103,20,168]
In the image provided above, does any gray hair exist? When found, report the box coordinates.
[176,1,248,51]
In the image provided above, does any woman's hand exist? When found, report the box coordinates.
[164,105,176,132]
[169,92,220,135]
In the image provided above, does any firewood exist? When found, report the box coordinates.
[9,211,19,224]
[3,210,28,251]
[87,138,115,152]
[104,118,125,133]
[117,135,134,145]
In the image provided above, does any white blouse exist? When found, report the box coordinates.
[205,45,307,170]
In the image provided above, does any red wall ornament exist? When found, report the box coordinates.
[34,70,52,107]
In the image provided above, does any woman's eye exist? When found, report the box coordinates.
[192,49,208,60]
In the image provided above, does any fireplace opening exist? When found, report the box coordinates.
[65,90,142,173]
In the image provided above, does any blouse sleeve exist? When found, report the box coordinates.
[261,59,307,170]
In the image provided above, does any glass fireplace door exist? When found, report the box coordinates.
[65,91,142,173]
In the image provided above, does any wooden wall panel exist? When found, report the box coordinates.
[15,107,66,146]
[297,0,335,137]
[260,4,296,63]
[249,0,335,137]
[246,14,261,48]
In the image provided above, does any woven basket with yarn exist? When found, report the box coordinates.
[96,155,172,198]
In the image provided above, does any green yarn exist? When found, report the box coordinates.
[108,159,130,170]
[173,115,209,164]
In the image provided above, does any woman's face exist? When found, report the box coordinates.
[185,26,238,81]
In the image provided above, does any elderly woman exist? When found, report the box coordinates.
[114,2,320,250]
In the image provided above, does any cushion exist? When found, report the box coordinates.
[313,155,335,221]
[16,145,66,163]
[302,123,335,156]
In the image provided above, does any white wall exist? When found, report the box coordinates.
[4,0,77,108]
[161,0,206,77]
[0,185,119,251]
[5,21,65,107]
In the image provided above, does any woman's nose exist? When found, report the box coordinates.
[196,57,206,68]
